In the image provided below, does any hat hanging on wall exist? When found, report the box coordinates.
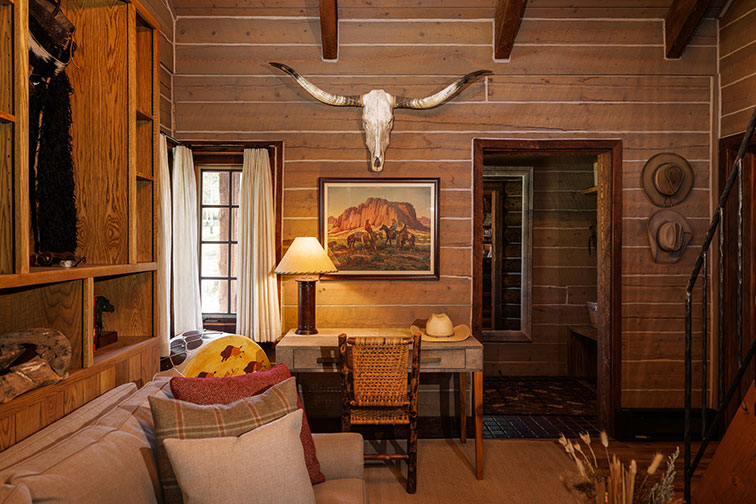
[647,209,693,264]
[641,153,694,207]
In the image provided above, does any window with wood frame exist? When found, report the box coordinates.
[194,144,283,330]
[198,166,241,317]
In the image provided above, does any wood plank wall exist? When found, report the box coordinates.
[139,0,175,133]
[720,0,756,137]
[484,155,597,376]
[170,2,718,408]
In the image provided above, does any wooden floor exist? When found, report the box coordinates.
[363,438,718,503]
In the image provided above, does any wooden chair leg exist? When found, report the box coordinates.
[406,420,418,493]
[341,410,351,432]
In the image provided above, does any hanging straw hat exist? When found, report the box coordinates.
[410,313,471,343]
[647,209,693,264]
[641,153,694,207]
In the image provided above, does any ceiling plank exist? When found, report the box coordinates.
[319,0,338,60]
[494,0,528,60]
[664,0,713,59]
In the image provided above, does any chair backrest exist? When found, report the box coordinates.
[339,332,421,409]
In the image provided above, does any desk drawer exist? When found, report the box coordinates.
[292,348,466,371]
[293,348,339,369]
[420,349,465,370]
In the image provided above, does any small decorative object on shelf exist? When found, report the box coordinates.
[31,251,86,267]
[94,296,117,349]
[559,431,681,504]
[0,329,72,403]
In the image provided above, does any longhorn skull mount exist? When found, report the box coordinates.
[269,62,492,172]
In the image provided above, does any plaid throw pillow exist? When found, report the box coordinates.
[149,377,299,504]
[170,363,325,484]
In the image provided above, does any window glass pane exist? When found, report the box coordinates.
[201,243,229,277]
[230,243,238,277]
[202,171,230,205]
[201,279,228,313]
[230,279,237,314]
[201,208,230,241]
[232,172,241,205]
[231,208,238,242]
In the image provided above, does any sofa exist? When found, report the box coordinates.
[0,375,368,504]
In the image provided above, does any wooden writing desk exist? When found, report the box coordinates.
[276,328,485,479]
[568,325,597,379]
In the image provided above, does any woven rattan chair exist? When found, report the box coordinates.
[338,329,422,493]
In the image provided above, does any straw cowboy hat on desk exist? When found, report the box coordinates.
[411,313,471,342]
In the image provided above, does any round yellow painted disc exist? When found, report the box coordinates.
[182,335,271,378]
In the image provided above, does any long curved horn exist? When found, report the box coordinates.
[269,62,362,107]
[394,69,492,109]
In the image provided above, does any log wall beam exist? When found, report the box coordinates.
[319,0,338,60]
[664,0,713,59]
[494,0,528,60]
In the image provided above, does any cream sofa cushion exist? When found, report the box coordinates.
[0,383,137,471]
[0,380,171,504]
[164,410,315,504]
[0,429,160,504]
[313,479,367,504]
[0,484,31,504]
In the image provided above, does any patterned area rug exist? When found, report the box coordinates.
[483,414,599,439]
[484,376,597,416]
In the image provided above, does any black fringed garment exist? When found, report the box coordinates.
[29,71,77,254]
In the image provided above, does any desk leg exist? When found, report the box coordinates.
[474,371,483,480]
[459,372,467,443]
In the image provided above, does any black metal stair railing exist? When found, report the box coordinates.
[683,104,756,502]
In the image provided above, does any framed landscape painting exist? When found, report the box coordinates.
[319,178,440,279]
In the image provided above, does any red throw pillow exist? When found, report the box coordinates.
[170,363,325,484]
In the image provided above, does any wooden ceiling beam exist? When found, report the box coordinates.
[494,0,528,60]
[664,0,713,59]
[319,0,338,60]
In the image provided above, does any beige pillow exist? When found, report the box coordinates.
[150,376,300,503]
[164,410,315,504]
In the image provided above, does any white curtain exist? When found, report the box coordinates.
[237,148,281,342]
[157,134,173,355]
[171,145,203,334]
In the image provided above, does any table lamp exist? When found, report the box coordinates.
[275,237,337,335]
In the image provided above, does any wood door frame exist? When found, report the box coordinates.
[472,139,623,434]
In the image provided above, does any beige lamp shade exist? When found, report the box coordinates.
[275,237,337,275]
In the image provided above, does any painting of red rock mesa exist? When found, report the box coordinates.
[319,178,439,279]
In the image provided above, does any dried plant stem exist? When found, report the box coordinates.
[626,461,636,504]
[575,445,594,474]
[587,443,598,468]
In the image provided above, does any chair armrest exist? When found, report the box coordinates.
[312,432,364,480]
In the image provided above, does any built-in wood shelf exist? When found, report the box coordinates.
[581,186,597,195]
[136,107,153,121]
[0,262,157,289]
[0,337,158,417]
[93,336,153,366]
[136,172,154,182]
[0,111,14,123]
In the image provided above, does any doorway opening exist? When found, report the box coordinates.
[473,140,622,438]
